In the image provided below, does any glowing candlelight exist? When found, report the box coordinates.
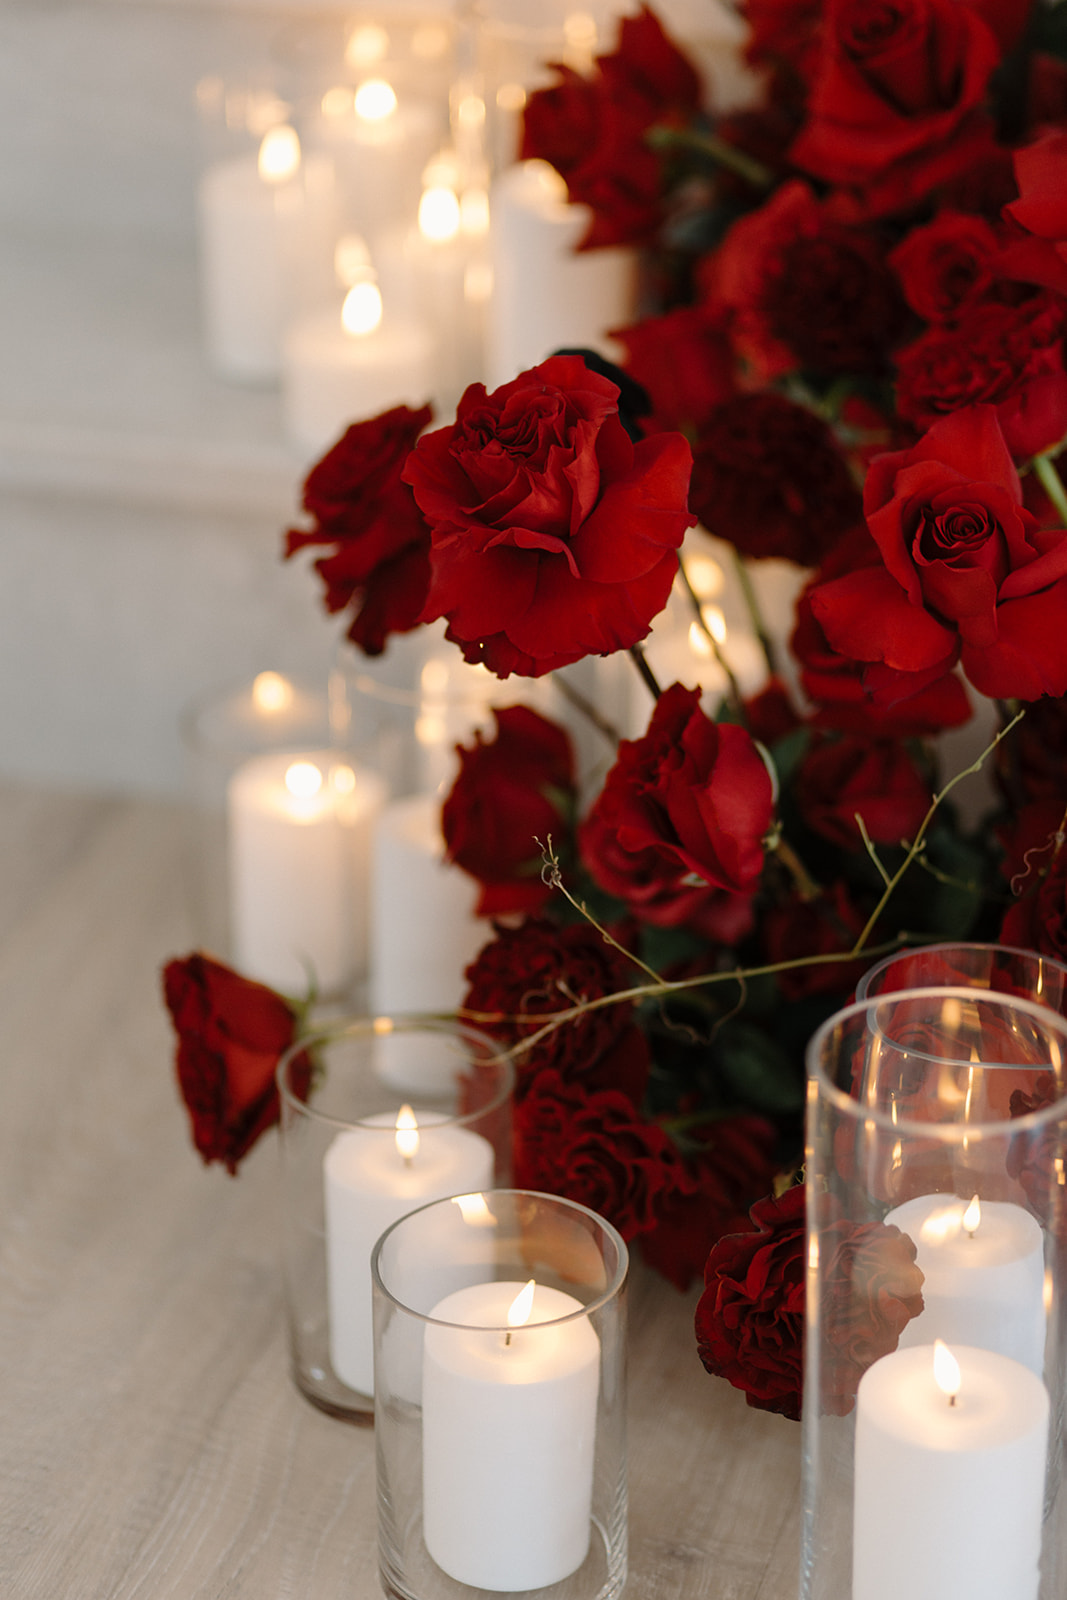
[933,1339,960,1404]
[395,1104,420,1164]
[257,124,301,183]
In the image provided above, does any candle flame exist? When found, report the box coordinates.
[933,1340,961,1402]
[257,124,301,183]
[1045,1268,1054,1315]
[342,280,383,336]
[685,554,724,600]
[354,78,397,121]
[688,621,712,659]
[252,670,292,714]
[330,763,356,795]
[507,1279,536,1330]
[962,1194,981,1236]
[453,1193,495,1227]
[395,1104,419,1162]
[702,604,728,645]
[285,761,323,799]
[419,184,461,242]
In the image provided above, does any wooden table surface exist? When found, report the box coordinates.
[0,782,800,1599]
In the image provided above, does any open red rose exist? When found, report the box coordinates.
[461,918,650,1105]
[696,1185,924,1420]
[162,953,310,1173]
[811,407,1067,702]
[612,303,736,437]
[284,404,433,656]
[403,355,695,678]
[514,1069,685,1240]
[442,705,576,917]
[788,0,1001,218]
[888,210,1002,323]
[580,682,774,936]
[794,734,930,850]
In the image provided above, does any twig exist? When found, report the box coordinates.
[629,644,663,703]
[677,559,746,719]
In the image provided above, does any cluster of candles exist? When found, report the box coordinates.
[852,1191,1052,1599]
[195,16,640,456]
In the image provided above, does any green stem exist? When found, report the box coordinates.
[731,551,780,680]
[677,559,746,720]
[629,644,663,703]
[1033,452,1067,525]
[552,671,621,749]
[645,124,774,190]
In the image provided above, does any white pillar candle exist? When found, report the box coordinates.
[885,1194,1046,1374]
[422,1280,600,1591]
[853,1342,1049,1600]
[227,749,385,996]
[487,160,637,390]
[371,794,487,1091]
[325,1113,494,1395]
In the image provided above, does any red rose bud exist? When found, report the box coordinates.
[403,353,695,678]
[162,953,311,1173]
[442,705,577,917]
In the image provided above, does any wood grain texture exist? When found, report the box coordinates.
[0,782,800,1599]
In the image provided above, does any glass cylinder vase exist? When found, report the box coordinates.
[276,1015,514,1420]
[803,986,1067,1600]
[372,1189,628,1600]
[857,941,1067,1011]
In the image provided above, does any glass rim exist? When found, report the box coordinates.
[855,940,1067,999]
[275,1012,515,1132]
[179,671,334,756]
[370,1188,630,1329]
[806,984,1067,1140]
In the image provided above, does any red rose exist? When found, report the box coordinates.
[640,1116,780,1291]
[888,210,1002,323]
[461,918,650,1105]
[284,405,433,656]
[794,734,930,850]
[161,953,310,1173]
[1001,130,1067,295]
[696,1185,924,1420]
[514,1070,685,1240]
[612,303,736,437]
[580,682,774,935]
[521,7,704,250]
[742,0,823,79]
[1000,801,1067,961]
[788,0,1001,218]
[403,355,695,678]
[743,678,804,747]
[708,180,909,379]
[762,882,868,1001]
[689,392,863,565]
[442,706,576,917]
[994,695,1067,805]
[811,407,1067,702]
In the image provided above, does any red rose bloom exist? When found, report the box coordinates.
[461,918,650,1105]
[284,405,433,656]
[580,682,774,935]
[403,355,695,678]
[762,882,868,1001]
[894,290,1067,461]
[994,695,1067,805]
[689,392,863,565]
[811,407,1067,702]
[788,0,1002,218]
[1001,130,1067,296]
[442,706,576,917]
[612,303,736,437]
[794,734,931,850]
[709,181,909,379]
[514,1070,685,1240]
[696,1185,924,1420]
[888,210,1002,323]
[162,953,310,1173]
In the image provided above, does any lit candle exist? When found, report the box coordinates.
[324,1110,494,1395]
[853,1341,1048,1600]
[422,1279,600,1590]
[227,749,385,995]
[885,1193,1046,1374]
[282,276,434,458]
[487,160,637,390]
[313,75,439,242]
[370,793,487,1092]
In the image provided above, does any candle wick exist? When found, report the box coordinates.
[504,1329,512,1347]
[949,1393,957,1407]
[403,1154,413,1169]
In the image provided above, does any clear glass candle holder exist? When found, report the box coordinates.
[857,941,1067,1011]
[803,986,1067,1600]
[372,1189,628,1600]
[276,1016,513,1420]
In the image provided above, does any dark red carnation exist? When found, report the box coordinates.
[762,882,868,1001]
[1000,800,1067,961]
[284,405,433,656]
[696,1185,924,1420]
[161,953,310,1173]
[640,1116,780,1290]
[580,682,774,936]
[689,392,863,565]
[403,355,695,678]
[894,291,1067,461]
[708,181,909,379]
[461,918,650,1105]
[811,407,1067,703]
[442,706,576,917]
[612,303,736,437]
[514,1069,685,1240]
[794,734,930,850]
[888,210,1002,323]
[788,0,1002,219]
[521,6,704,251]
